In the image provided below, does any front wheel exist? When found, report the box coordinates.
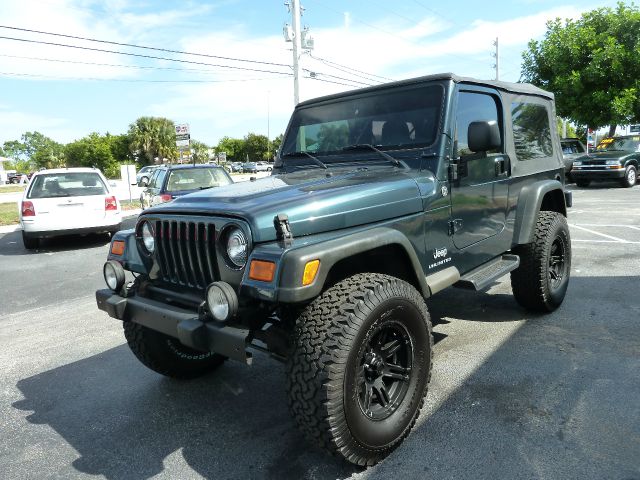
[621,165,637,188]
[123,323,226,379]
[511,211,571,312]
[286,273,433,466]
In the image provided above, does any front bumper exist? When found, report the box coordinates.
[96,289,252,364]
[570,167,626,180]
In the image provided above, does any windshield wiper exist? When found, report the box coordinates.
[281,151,328,169]
[341,144,404,168]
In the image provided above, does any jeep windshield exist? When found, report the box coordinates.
[279,84,443,169]
[596,136,640,152]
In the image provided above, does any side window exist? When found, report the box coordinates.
[455,91,503,184]
[155,170,167,190]
[147,170,160,189]
[511,102,553,160]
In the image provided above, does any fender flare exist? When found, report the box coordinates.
[276,227,430,303]
[513,179,566,245]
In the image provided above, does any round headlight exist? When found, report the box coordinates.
[226,227,247,268]
[206,282,238,322]
[141,221,155,253]
[103,260,125,292]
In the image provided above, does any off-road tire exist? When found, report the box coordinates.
[286,273,433,466]
[22,231,39,250]
[123,322,226,379]
[575,180,590,188]
[621,165,637,188]
[511,211,571,312]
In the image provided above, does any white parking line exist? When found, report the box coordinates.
[572,224,640,230]
[570,224,629,243]
[572,239,640,244]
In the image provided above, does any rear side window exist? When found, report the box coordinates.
[28,172,107,198]
[511,102,553,160]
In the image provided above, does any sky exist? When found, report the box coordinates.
[0,0,623,148]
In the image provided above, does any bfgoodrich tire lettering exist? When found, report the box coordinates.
[123,322,226,379]
[511,211,571,312]
[286,273,433,466]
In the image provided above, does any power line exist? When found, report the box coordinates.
[307,76,362,89]
[303,68,373,87]
[307,53,392,83]
[0,25,290,68]
[0,53,271,76]
[0,71,290,83]
[0,35,293,76]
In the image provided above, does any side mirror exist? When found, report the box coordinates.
[468,120,501,152]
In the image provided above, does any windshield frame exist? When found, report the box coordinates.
[277,82,446,169]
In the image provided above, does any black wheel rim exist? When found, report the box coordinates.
[549,236,567,290]
[357,321,413,421]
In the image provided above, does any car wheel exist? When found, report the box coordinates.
[511,211,571,312]
[139,176,149,187]
[123,323,226,379]
[22,231,39,250]
[575,180,590,188]
[621,165,637,188]
[286,273,433,466]
[10,178,18,184]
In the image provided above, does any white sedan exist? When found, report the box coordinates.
[19,168,122,249]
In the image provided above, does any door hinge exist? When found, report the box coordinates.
[448,219,463,236]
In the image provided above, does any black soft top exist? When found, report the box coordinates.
[298,72,553,107]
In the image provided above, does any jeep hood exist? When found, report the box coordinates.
[145,167,426,242]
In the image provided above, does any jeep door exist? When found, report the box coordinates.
[450,87,509,249]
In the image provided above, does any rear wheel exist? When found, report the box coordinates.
[511,211,571,312]
[123,322,226,379]
[286,273,433,466]
[22,231,39,250]
[139,176,149,187]
[621,165,637,188]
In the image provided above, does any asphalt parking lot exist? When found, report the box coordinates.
[0,182,638,479]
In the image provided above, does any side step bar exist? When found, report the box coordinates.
[454,254,520,291]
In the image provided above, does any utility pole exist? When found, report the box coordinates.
[284,1,313,105]
[492,37,499,81]
[284,0,302,105]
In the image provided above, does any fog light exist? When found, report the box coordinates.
[206,282,238,322]
[103,260,125,292]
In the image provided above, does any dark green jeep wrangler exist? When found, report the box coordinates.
[96,73,572,466]
[570,135,639,188]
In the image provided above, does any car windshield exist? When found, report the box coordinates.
[28,172,108,198]
[280,85,443,160]
[165,168,232,192]
[596,136,640,152]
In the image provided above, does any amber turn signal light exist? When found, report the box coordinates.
[110,240,125,256]
[302,260,320,286]
[249,260,276,282]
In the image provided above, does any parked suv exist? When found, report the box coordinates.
[560,137,586,182]
[140,164,233,209]
[97,73,572,466]
[571,135,639,188]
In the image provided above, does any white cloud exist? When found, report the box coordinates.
[0,106,78,143]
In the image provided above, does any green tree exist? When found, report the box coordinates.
[216,136,245,161]
[243,133,270,161]
[65,133,120,178]
[3,132,65,169]
[270,133,284,159]
[190,139,211,163]
[521,3,640,136]
[128,116,177,165]
[106,133,133,163]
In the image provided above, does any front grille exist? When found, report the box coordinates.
[155,219,220,289]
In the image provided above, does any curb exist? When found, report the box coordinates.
[0,209,141,235]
